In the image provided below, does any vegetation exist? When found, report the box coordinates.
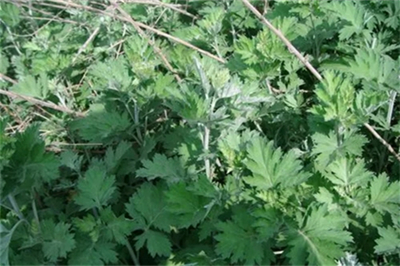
[0,0,399,265]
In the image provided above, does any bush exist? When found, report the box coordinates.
[1,0,399,265]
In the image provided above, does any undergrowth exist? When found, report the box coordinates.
[0,0,399,265]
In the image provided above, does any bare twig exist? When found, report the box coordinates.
[0,73,85,117]
[364,123,400,162]
[241,0,400,163]
[0,73,18,84]
[73,3,119,63]
[0,88,85,117]
[387,91,397,126]
[108,38,126,50]
[263,0,270,15]
[19,15,80,25]
[72,26,100,63]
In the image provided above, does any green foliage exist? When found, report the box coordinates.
[286,206,353,265]
[68,237,118,266]
[74,165,117,210]
[1,0,399,265]
[136,154,186,183]
[2,124,59,192]
[244,136,310,190]
[215,207,274,265]
[41,220,75,262]
[71,104,132,143]
[11,74,49,99]
[370,174,400,215]
[374,226,400,255]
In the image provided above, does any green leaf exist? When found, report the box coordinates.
[166,182,210,228]
[0,3,21,27]
[165,84,209,124]
[252,206,281,240]
[370,174,400,215]
[60,150,83,172]
[104,141,136,175]
[74,165,116,210]
[135,230,171,257]
[74,214,97,233]
[188,174,220,199]
[218,129,259,172]
[68,236,118,266]
[89,57,132,91]
[374,226,400,254]
[314,188,342,213]
[345,49,399,90]
[323,157,373,187]
[243,136,309,190]
[5,124,59,190]
[11,74,49,99]
[136,154,185,183]
[235,35,258,65]
[41,220,75,262]
[0,52,9,74]
[100,207,134,244]
[365,211,383,227]
[71,104,131,143]
[286,206,353,266]
[0,220,25,266]
[126,183,175,232]
[215,207,273,265]
[312,131,367,167]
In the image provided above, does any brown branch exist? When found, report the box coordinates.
[0,73,18,84]
[241,0,400,163]
[0,73,85,117]
[72,26,100,63]
[364,123,400,162]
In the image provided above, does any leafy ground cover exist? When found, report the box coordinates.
[0,0,399,265]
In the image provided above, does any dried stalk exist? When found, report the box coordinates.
[0,73,85,117]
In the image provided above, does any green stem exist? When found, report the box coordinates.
[31,195,41,233]
[386,91,397,127]
[204,124,211,180]
[92,207,99,219]
[125,239,140,266]
[8,194,24,220]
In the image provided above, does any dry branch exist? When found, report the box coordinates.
[0,73,85,117]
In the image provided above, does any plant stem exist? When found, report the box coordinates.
[204,124,211,180]
[134,101,143,143]
[31,196,41,233]
[92,207,99,219]
[386,91,397,127]
[8,194,24,220]
[125,239,140,266]
[204,98,218,180]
